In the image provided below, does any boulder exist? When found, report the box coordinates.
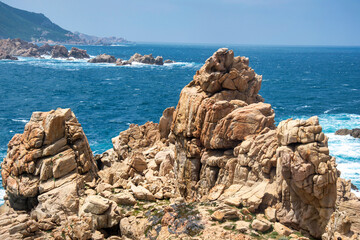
[131,184,155,201]
[81,195,110,215]
[51,45,69,58]
[251,219,271,232]
[38,43,53,55]
[130,152,147,172]
[274,222,293,236]
[1,108,98,210]
[69,47,90,59]
[120,216,149,240]
[110,192,136,205]
[88,54,116,63]
[264,207,276,222]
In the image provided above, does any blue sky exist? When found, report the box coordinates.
[3,0,360,45]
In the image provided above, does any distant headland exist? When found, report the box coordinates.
[0,1,131,45]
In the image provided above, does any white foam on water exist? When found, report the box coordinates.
[0,189,5,205]
[120,61,198,69]
[11,119,28,123]
[317,114,360,188]
[353,190,360,198]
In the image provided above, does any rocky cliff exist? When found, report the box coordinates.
[0,49,359,240]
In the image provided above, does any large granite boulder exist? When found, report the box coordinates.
[69,47,90,59]
[51,45,69,58]
[1,108,98,210]
[88,54,116,63]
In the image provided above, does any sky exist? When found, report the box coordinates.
[2,0,360,46]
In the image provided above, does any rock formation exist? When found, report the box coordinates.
[38,43,53,55]
[164,59,176,64]
[0,48,359,240]
[0,39,91,59]
[69,47,90,59]
[50,45,69,58]
[0,53,18,60]
[1,108,98,211]
[88,54,117,63]
[0,38,41,57]
[116,53,164,66]
[335,128,360,138]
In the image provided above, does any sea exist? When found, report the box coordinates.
[0,43,359,204]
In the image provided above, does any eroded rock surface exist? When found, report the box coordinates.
[1,108,97,210]
[0,48,359,240]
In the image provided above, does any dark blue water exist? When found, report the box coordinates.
[1,44,360,201]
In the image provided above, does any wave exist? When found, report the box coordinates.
[317,113,360,188]
[11,119,28,123]
[9,57,200,70]
[118,61,199,69]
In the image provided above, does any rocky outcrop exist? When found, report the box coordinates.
[0,39,92,60]
[335,128,360,138]
[164,59,176,64]
[0,38,40,57]
[51,45,69,58]
[0,53,18,60]
[1,108,97,210]
[38,43,53,55]
[0,48,359,240]
[117,53,165,66]
[276,117,338,237]
[88,54,116,63]
[69,47,90,59]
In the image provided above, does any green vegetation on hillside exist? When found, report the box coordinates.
[0,1,74,42]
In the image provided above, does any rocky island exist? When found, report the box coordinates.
[0,49,359,240]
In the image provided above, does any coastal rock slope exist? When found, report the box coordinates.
[0,49,359,240]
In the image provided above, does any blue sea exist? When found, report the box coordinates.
[1,44,360,204]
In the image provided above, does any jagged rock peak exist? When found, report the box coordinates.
[190,48,262,101]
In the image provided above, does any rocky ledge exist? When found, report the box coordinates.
[0,48,359,240]
[0,39,90,59]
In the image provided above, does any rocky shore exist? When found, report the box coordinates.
[0,49,359,240]
[0,38,175,66]
[0,39,90,60]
